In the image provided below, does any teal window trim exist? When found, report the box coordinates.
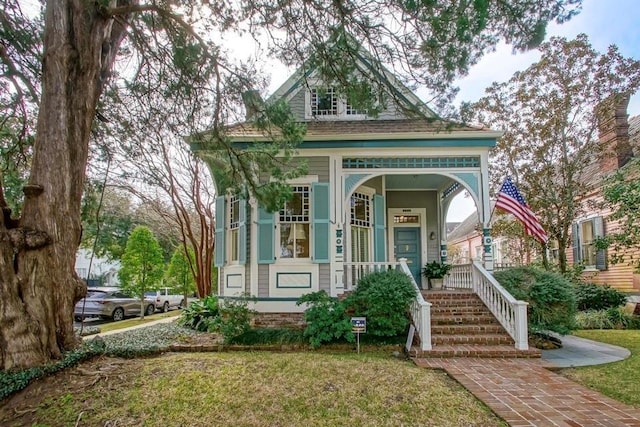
[276,272,313,289]
[257,207,276,264]
[312,182,330,263]
[214,196,226,267]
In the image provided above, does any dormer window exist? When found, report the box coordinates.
[311,87,338,116]
[307,86,367,119]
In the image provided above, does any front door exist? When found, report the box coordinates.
[394,228,421,286]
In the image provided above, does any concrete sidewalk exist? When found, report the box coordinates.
[542,334,631,368]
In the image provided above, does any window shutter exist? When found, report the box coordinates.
[256,206,275,264]
[571,222,580,264]
[594,216,607,271]
[373,194,386,262]
[214,196,226,267]
[312,182,330,263]
[238,199,247,265]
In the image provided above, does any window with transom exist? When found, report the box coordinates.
[279,186,310,259]
[351,192,372,262]
[228,195,240,262]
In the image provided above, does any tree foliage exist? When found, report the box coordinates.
[597,159,640,272]
[118,226,164,318]
[0,0,584,369]
[468,35,640,272]
[166,246,197,304]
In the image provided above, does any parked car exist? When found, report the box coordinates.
[144,288,184,313]
[74,287,156,321]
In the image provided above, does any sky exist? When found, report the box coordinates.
[435,0,640,222]
[258,0,640,222]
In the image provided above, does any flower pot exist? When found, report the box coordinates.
[430,278,444,290]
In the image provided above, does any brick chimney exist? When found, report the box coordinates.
[597,94,632,173]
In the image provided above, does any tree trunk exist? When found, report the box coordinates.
[0,0,129,370]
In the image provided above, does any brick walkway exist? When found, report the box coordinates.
[414,358,640,426]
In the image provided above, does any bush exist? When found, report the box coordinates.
[575,308,640,330]
[178,295,220,332]
[216,297,256,342]
[574,282,627,311]
[493,267,576,335]
[178,295,256,343]
[297,291,353,348]
[346,269,416,337]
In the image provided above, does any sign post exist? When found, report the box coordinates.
[351,317,366,354]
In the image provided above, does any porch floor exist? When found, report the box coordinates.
[413,358,640,426]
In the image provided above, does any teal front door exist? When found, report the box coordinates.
[394,228,421,286]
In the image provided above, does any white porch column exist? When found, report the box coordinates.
[480,152,494,271]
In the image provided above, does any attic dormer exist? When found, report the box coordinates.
[305,86,369,120]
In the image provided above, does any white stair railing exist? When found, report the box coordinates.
[471,261,529,350]
[398,258,432,351]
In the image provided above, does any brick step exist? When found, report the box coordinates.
[428,299,487,307]
[409,344,541,359]
[431,324,507,335]
[422,291,477,300]
[432,333,514,346]
[430,314,500,325]
[431,306,491,315]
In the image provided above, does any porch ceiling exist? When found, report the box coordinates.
[385,174,451,190]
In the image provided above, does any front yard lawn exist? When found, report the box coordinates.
[1,352,506,426]
[562,330,640,407]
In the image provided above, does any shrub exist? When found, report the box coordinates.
[574,282,627,311]
[575,308,640,330]
[297,291,353,348]
[178,295,256,342]
[178,295,220,332]
[493,266,576,335]
[346,269,416,337]
[216,296,256,342]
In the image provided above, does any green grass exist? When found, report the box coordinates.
[3,353,506,427]
[96,309,181,333]
[563,330,640,407]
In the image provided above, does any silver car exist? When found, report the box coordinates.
[74,287,156,321]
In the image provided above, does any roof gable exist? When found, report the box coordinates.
[267,41,437,120]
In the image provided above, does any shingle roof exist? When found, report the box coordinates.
[447,212,480,242]
[226,119,498,141]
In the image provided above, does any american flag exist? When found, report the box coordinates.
[495,177,548,244]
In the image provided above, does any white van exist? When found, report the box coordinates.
[144,288,183,312]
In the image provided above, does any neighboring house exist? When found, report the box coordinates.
[447,207,528,269]
[447,97,640,293]
[191,46,501,313]
[75,249,121,287]
[568,98,640,292]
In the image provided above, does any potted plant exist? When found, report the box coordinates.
[421,261,452,290]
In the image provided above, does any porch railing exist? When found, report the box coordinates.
[468,261,529,350]
[444,263,473,289]
[342,262,398,291]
